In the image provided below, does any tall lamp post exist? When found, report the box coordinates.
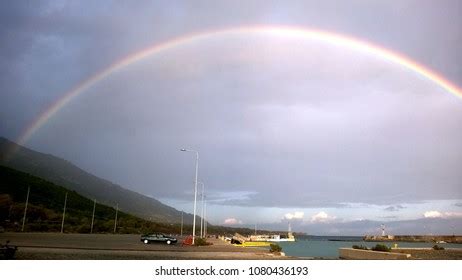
[198,181,205,238]
[180,211,183,236]
[21,186,30,232]
[61,192,68,233]
[180,148,199,245]
[203,195,207,238]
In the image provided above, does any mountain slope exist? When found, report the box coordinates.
[0,165,178,233]
[0,137,193,224]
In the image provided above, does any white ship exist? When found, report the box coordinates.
[249,223,295,242]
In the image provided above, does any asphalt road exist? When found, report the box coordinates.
[2,232,188,251]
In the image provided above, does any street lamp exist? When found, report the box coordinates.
[180,148,199,245]
[203,195,207,238]
[198,182,205,238]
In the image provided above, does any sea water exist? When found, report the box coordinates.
[278,236,462,259]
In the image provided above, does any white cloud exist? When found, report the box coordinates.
[423,211,443,218]
[284,211,304,220]
[423,211,462,219]
[311,211,336,223]
[223,218,242,225]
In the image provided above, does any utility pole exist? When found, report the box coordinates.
[199,182,205,238]
[21,186,30,232]
[180,211,183,236]
[180,149,199,245]
[90,198,96,233]
[204,198,207,238]
[113,204,118,234]
[193,152,198,244]
[60,192,68,233]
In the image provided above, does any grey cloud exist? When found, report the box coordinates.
[384,205,406,212]
[381,215,398,219]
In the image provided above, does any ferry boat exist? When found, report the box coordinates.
[249,233,295,242]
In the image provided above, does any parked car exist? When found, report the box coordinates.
[140,233,177,245]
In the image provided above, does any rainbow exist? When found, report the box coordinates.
[10,25,462,157]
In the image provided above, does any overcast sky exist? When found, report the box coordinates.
[1,1,461,234]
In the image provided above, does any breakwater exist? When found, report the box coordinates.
[363,235,462,243]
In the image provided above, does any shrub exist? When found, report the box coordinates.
[269,243,282,253]
[371,244,391,252]
[432,245,445,251]
[352,245,368,250]
[76,224,91,233]
[194,237,211,246]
